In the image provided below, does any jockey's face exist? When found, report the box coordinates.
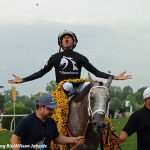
[61,35,74,50]
[145,97,150,110]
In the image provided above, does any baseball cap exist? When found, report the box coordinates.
[143,87,150,100]
[37,93,58,109]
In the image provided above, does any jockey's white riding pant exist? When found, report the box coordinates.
[62,82,73,92]
[62,82,90,92]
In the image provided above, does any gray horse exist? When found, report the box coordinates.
[67,75,112,150]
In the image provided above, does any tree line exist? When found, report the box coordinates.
[0,80,146,114]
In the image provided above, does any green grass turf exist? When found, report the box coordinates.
[0,118,137,150]
[111,118,137,150]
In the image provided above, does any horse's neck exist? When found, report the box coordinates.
[68,96,99,149]
[68,95,89,136]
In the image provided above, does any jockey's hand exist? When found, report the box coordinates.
[73,136,85,144]
[8,74,23,84]
[114,71,132,80]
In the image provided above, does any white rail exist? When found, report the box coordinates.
[0,114,28,132]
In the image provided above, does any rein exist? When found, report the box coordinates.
[68,85,109,150]
[67,120,91,150]
[66,80,120,150]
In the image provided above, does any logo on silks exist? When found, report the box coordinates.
[60,56,78,71]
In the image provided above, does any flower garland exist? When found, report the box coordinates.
[102,117,121,150]
[51,78,89,150]
[50,78,120,150]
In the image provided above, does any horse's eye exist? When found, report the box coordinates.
[90,95,94,100]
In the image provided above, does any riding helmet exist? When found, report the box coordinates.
[58,30,78,49]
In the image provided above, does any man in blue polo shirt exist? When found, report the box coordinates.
[11,93,84,150]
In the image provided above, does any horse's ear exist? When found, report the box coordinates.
[88,73,94,83]
[105,76,112,88]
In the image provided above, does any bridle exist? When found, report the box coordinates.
[68,85,109,150]
[88,85,109,121]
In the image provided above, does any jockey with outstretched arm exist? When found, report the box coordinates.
[8,30,132,93]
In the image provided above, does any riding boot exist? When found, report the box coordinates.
[68,88,79,97]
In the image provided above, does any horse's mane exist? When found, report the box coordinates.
[72,83,92,103]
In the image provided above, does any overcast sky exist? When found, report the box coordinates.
[0,0,150,96]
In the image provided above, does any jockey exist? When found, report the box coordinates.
[8,30,132,96]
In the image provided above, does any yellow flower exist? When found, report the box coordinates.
[50,78,120,150]
[51,78,88,150]
[102,117,120,150]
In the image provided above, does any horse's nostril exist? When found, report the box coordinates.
[93,122,96,126]
[96,127,101,133]
[97,121,104,127]
[95,123,106,133]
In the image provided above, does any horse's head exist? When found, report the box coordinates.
[88,74,112,133]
